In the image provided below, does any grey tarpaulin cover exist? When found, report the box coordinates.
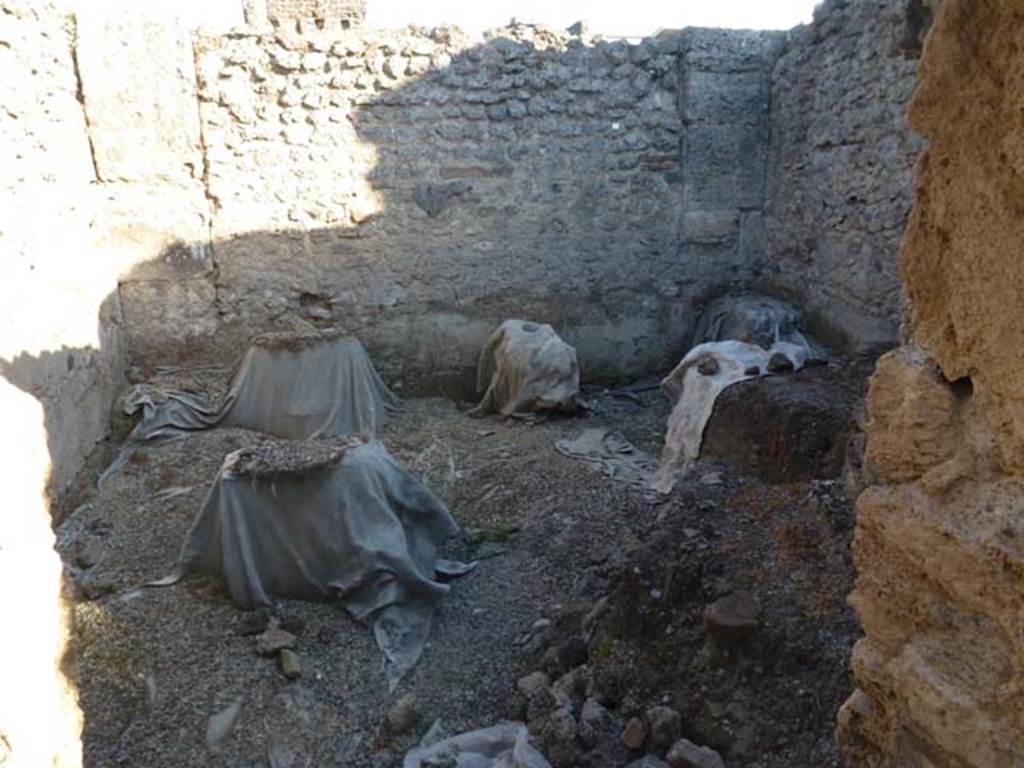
[693,294,815,352]
[403,722,551,768]
[101,332,399,483]
[470,320,580,417]
[168,437,473,689]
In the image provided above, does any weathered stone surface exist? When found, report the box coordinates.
[76,14,203,183]
[839,2,1024,765]
[861,347,960,483]
[763,0,927,349]
[279,649,302,679]
[645,705,682,753]
[255,625,297,656]
[621,716,647,751]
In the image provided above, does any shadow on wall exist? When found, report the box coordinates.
[112,25,733,401]
[3,21,793,512]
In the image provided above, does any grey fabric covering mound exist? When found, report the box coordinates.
[220,332,400,439]
[101,332,399,484]
[172,437,473,689]
[693,294,815,352]
[470,319,580,417]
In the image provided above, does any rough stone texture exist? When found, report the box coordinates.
[763,0,928,349]
[0,0,123,503]
[75,14,204,184]
[838,1,1024,765]
[679,29,783,288]
[189,24,691,390]
[0,0,212,504]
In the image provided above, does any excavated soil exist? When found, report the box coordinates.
[59,371,863,768]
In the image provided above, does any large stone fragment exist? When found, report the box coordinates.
[839,4,1024,764]
[900,0,1024,472]
[862,347,960,483]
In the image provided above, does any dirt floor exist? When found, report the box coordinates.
[58,367,863,767]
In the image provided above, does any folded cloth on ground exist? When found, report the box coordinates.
[470,320,580,417]
[554,428,658,491]
[403,722,551,768]
[157,437,473,690]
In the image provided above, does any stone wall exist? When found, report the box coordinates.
[245,0,367,31]
[0,2,213,504]
[837,0,1024,764]
[678,29,783,300]
[168,23,695,392]
[1,0,931,488]
[763,0,929,349]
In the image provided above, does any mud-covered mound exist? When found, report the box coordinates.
[514,471,858,768]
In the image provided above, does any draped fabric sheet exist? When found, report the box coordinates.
[101,333,399,484]
[652,340,810,493]
[470,320,580,417]
[171,439,473,689]
[651,294,820,493]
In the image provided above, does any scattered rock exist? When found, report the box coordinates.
[553,665,592,709]
[517,671,552,699]
[627,757,672,768]
[206,697,244,749]
[621,716,647,750]
[697,356,720,376]
[646,705,682,752]
[666,737,725,768]
[256,625,298,656]
[744,365,760,376]
[537,706,579,768]
[767,352,794,374]
[578,697,617,749]
[280,649,302,679]
[702,592,760,646]
[385,693,420,735]
[236,611,269,636]
[541,635,589,677]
